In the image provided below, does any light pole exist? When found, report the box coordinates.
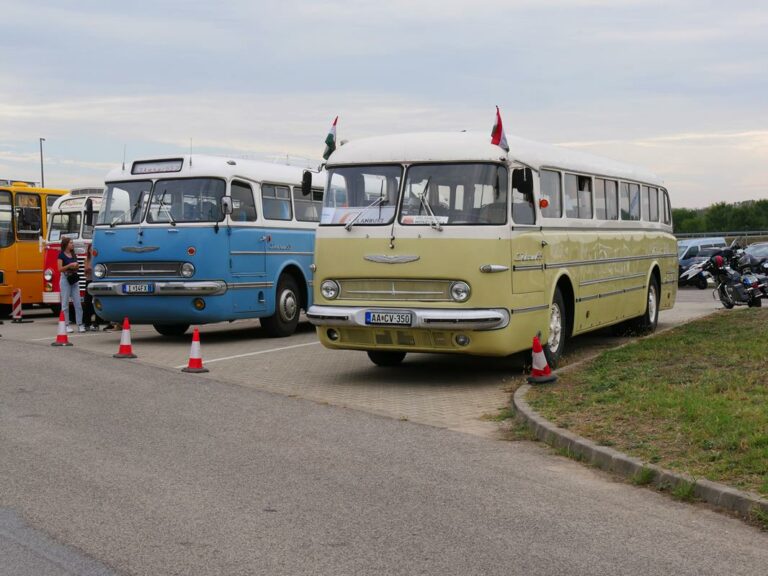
[39,137,45,187]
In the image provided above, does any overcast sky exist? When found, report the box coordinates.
[1,0,766,208]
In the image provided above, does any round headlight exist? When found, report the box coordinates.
[450,281,471,302]
[44,268,53,281]
[321,280,339,300]
[181,262,195,278]
[94,263,106,278]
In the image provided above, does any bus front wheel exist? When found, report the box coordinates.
[547,288,567,364]
[261,274,300,338]
[153,324,190,337]
[367,351,406,367]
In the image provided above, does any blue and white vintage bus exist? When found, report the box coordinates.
[89,155,324,337]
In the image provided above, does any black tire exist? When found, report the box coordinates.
[632,277,660,333]
[0,304,11,319]
[546,288,568,364]
[367,350,406,367]
[718,286,735,309]
[261,274,301,338]
[153,323,190,337]
[748,297,762,308]
[695,276,708,290]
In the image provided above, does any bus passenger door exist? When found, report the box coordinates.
[13,192,44,303]
[510,168,546,297]
[228,181,266,313]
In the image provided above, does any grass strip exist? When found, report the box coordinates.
[527,308,768,497]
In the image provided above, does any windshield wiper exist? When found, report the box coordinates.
[344,195,387,231]
[157,191,176,226]
[417,178,442,231]
[110,213,126,227]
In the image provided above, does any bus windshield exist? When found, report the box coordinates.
[400,163,508,226]
[49,212,81,241]
[147,178,225,223]
[321,165,402,226]
[99,181,152,226]
[0,191,13,247]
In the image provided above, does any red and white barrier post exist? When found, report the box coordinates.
[11,289,33,324]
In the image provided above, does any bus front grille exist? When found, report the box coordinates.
[338,279,453,301]
[104,262,183,278]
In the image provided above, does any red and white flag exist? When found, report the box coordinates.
[323,116,338,160]
[490,106,509,152]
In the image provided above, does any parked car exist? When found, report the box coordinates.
[677,237,728,271]
[745,242,768,259]
[679,247,721,289]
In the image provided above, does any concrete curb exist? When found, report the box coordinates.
[513,383,768,523]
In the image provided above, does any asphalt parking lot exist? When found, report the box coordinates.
[1,288,720,436]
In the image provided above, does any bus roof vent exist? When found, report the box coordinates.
[70,187,103,196]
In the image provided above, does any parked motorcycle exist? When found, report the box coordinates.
[681,249,768,309]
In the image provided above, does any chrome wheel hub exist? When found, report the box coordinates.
[648,284,657,320]
[549,303,563,353]
[279,290,298,322]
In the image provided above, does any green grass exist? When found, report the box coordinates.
[631,467,656,486]
[527,308,768,497]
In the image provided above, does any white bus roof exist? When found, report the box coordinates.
[51,190,103,212]
[105,154,320,186]
[327,132,664,187]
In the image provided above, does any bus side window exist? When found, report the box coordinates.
[565,174,592,219]
[14,192,42,240]
[231,181,257,222]
[540,170,562,218]
[263,184,293,221]
[293,186,323,222]
[511,167,535,225]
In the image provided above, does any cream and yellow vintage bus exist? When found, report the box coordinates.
[306,132,677,366]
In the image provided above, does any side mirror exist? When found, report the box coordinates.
[301,170,312,196]
[85,198,94,226]
[220,196,233,216]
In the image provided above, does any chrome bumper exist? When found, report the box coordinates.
[88,281,227,296]
[307,305,510,331]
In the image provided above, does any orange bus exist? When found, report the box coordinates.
[0,180,68,317]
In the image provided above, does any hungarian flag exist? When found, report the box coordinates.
[323,116,338,160]
[490,106,509,152]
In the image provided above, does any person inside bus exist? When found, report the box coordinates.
[57,237,85,333]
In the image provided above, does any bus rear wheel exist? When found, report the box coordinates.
[153,324,190,337]
[631,277,660,333]
[0,304,11,319]
[261,274,300,338]
[367,351,406,367]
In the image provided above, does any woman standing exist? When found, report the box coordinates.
[57,237,85,333]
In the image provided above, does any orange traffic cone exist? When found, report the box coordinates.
[182,327,209,373]
[51,310,73,347]
[113,317,137,358]
[527,335,557,384]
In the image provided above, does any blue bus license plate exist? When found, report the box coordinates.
[122,283,154,294]
[365,311,412,326]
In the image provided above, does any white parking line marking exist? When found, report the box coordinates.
[174,340,320,369]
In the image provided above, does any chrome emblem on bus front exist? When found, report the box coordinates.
[364,254,420,264]
[122,246,160,253]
